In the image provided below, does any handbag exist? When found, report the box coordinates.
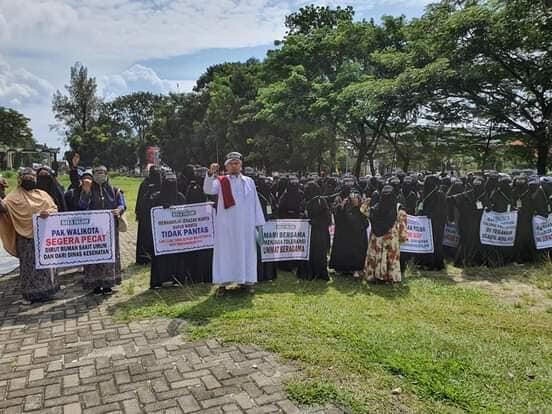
[114,187,128,232]
[117,214,128,232]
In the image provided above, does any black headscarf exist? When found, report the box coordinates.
[36,166,66,211]
[370,185,397,237]
[159,173,179,207]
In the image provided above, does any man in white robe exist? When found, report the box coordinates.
[203,152,265,294]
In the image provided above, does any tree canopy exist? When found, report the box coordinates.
[51,0,552,175]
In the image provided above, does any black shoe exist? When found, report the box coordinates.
[102,287,114,295]
[93,287,103,295]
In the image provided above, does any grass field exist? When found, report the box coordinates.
[114,263,552,413]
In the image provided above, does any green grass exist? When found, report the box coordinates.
[114,264,552,414]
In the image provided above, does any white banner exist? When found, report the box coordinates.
[532,215,552,250]
[400,215,434,254]
[479,210,517,247]
[151,202,215,256]
[33,211,116,269]
[261,219,311,262]
[443,222,460,248]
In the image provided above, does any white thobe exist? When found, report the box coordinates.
[203,174,266,285]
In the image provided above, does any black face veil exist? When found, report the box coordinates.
[370,185,398,237]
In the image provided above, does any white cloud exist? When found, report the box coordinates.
[0,54,54,107]
[0,0,290,66]
[99,64,196,99]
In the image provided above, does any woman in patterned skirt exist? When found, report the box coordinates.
[364,185,408,283]
[0,168,60,304]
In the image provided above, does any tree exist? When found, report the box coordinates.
[0,107,35,148]
[284,5,354,35]
[52,62,100,142]
[109,92,162,145]
[411,0,552,174]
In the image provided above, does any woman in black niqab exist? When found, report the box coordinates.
[135,166,161,265]
[450,177,486,267]
[36,166,67,211]
[297,182,331,280]
[329,188,369,276]
[512,176,536,263]
[182,173,212,284]
[149,173,187,289]
[370,185,397,238]
[416,175,447,271]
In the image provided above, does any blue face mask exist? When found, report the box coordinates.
[93,173,107,185]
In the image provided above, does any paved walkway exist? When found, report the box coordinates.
[0,230,342,414]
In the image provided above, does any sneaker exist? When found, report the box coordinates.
[93,287,103,295]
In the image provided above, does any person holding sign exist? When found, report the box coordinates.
[450,177,487,267]
[71,160,126,295]
[149,172,187,289]
[135,166,161,265]
[0,168,60,304]
[183,170,213,284]
[483,175,514,267]
[297,181,331,281]
[256,176,278,282]
[512,176,536,263]
[364,185,408,283]
[203,152,265,295]
[415,175,447,271]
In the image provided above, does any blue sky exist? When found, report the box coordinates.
[0,0,433,149]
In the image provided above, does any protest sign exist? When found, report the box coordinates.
[33,211,116,269]
[261,219,311,262]
[532,215,552,250]
[151,202,215,256]
[400,215,434,254]
[479,210,517,246]
[443,222,460,248]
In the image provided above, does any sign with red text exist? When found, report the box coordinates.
[400,215,434,254]
[443,222,460,248]
[532,215,552,250]
[480,211,517,247]
[151,202,215,256]
[33,211,116,269]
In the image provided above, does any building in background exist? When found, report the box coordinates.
[0,143,59,170]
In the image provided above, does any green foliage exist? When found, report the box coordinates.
[52,2,552,174]
[52,62,100,139]
[0,107,35,148]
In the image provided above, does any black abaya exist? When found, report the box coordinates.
[329,200,369,273]
[297,186,332,280]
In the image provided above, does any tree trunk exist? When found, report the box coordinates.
[368,157,376,176]
[536,131,549,175]
[353,123,368,178]
[330,125,338,174]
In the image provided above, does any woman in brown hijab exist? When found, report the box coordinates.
[0,168,59,304]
